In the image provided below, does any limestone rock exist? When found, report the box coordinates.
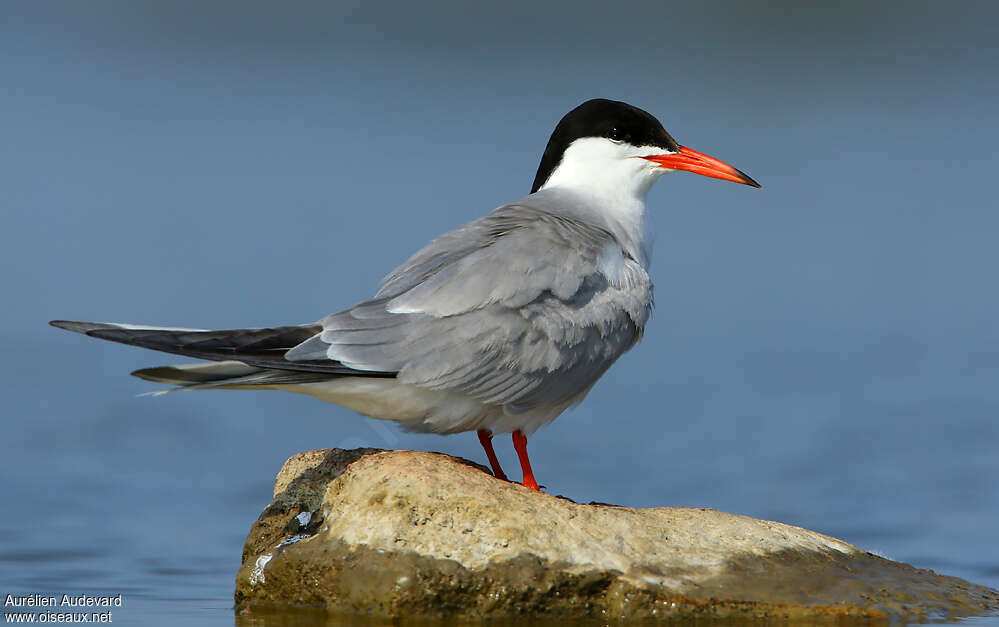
[234,448,999,621]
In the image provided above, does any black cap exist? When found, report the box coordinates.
[531,99,679,193]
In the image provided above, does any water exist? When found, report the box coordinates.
[2,1,998,624]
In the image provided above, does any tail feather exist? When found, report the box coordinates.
[132,360,261,384]
[133,361,336,392]
[49,320,395,377]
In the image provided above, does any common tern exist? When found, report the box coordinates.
[51,98,760,491]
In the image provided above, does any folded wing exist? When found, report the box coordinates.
[286,203,653,413]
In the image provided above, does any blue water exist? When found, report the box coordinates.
[3,2,998,624]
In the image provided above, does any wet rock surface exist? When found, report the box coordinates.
[234,448,999,622]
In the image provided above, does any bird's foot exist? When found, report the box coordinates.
[512,430,541,491]
[477,429,509,481]
[520,477,541,491]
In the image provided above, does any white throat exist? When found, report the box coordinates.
[537,136,669,267]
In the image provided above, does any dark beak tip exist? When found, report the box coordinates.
[739,171,762,189]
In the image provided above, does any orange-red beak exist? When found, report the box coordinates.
[644,146,761,188]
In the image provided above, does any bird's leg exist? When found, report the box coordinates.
[476,429,508,481]
[512,429,540,491]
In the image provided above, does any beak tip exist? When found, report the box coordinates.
[734,167,761,189]
[660,146,762,189]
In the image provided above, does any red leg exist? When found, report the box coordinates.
[477,429,508,481]
[512,429,541,491]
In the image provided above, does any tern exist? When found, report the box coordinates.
[51,98,760,491]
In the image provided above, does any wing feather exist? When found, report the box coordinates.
[285,202,653,411]
[49,320,391,375]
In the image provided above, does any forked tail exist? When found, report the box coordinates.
[49,320,395,391]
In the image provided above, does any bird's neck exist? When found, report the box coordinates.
[535,142,662,267]
[589,189,652,269]
[533,183,653,268]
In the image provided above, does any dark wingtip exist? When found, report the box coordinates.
[50,320,124,336]
[132,367,176,383]
[50,320,90,333]
[131,367,157,382]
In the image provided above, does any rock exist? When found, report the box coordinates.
[234,448,999,621]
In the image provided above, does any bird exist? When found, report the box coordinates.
[50,98,759,491]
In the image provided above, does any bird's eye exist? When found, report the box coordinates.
[606,127,629,142]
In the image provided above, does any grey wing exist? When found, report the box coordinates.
[286,203,653,412]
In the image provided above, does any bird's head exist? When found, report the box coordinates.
[532,98,760,198]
